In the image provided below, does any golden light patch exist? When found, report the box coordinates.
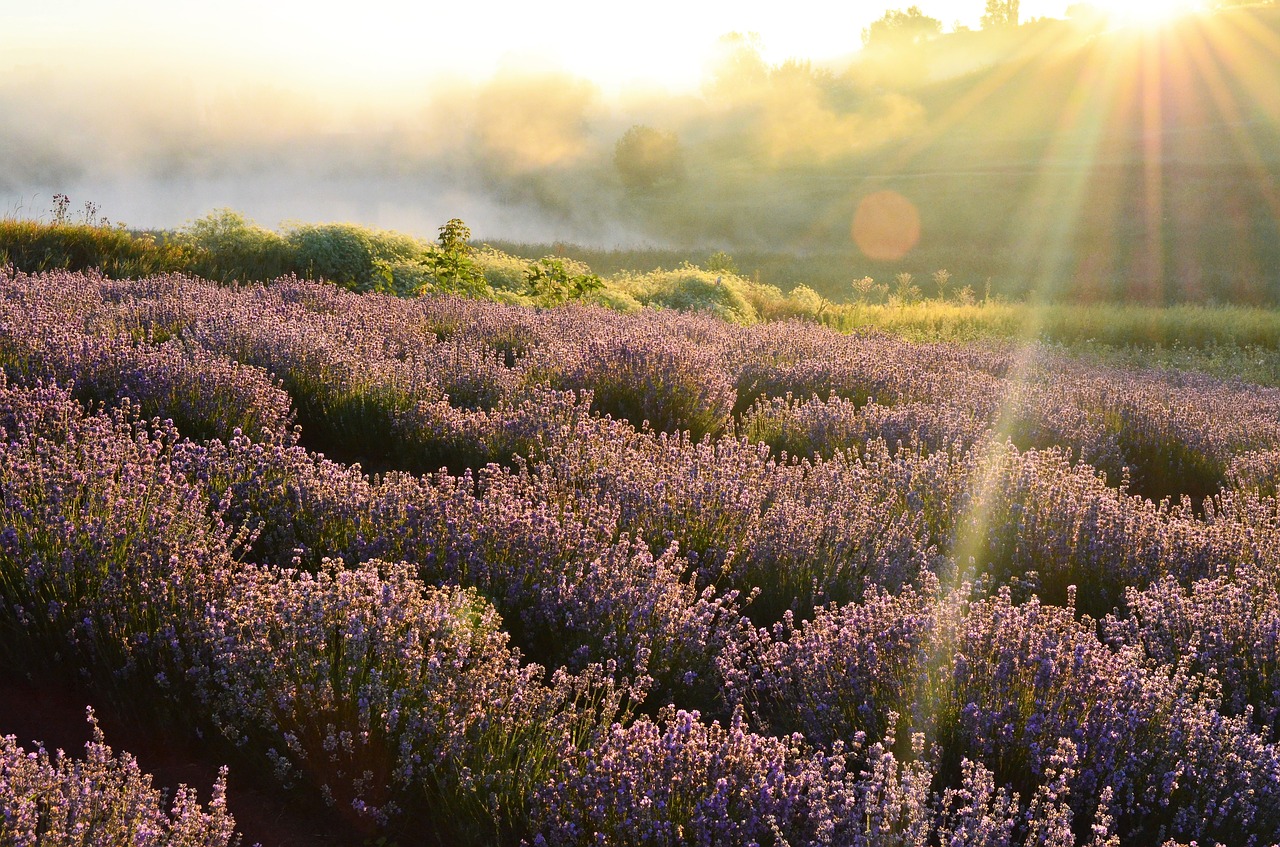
[852,190,921,261]
[1102,0,1204,28]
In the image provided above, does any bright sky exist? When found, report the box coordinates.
[2,0,1092,93]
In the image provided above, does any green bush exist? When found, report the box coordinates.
[619,265,758,324]
[524,256,603,306]
[179,209,296,283]
[420,219,491,298]
[474,245,532,293]
[582,286,642,312]
[287,222,418,292]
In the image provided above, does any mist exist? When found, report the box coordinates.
[4,4,1280,305]
[0,32,934,249]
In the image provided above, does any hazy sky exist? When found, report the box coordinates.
[3,0,1080,92]
[0,0,1208,241]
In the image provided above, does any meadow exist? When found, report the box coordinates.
[3,259,1280,845]
[10,208,1280,352]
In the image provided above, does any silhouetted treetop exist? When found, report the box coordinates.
[862,6,944,48]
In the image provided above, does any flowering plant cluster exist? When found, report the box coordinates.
[2,267,1280,845]
[0,710,238,846]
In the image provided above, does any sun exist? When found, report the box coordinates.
[1095,0,1207,28]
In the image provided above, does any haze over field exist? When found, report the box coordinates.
[3,0,1279,301]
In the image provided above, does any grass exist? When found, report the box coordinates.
[0,219,190,278]
[8,210,1280,388]
[820,300,1280,350]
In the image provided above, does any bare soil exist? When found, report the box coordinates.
[0,668,367,847]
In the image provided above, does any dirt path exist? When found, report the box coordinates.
[0,669,364,847]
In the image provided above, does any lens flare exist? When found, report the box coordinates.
[1103,0,1205,28]
[851,190,921,261]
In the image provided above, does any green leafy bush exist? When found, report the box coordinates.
[474,245,531,294]
[287,222,420,292]
[180,209,296,282]
[582,286,642,312]
[421,219,490,297]
[619,265,758,324]
[524,256,603,306]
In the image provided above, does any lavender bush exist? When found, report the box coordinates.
[0,710,239,847]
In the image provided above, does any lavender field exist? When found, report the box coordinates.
[3,267,1280,846]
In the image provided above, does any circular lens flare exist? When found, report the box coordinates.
[852,190,921,261]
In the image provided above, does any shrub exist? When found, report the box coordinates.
[552,324,737,441]
[0,381,234,683]
[473,245,532,294]
[288,223,398,292]
[188,560,615,841]
[0,712,239,847]
[422,219,489,297]
[524,256,603,306]
[581,285,642,312]
[532,707,936,847]
[721,578,940,747]
[620,265,758,324]
[179,209,296,283]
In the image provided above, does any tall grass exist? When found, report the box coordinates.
[821,300,1280,348]
[0,220,190,277]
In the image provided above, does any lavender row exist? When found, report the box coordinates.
[0,275,293,443]
[5,270,1280,500]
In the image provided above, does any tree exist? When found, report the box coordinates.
[862,7,943,48]
[436,218,472,253]
[613,125,684,192]
[424,218,488,296]
[707,31,769,99]
[981,0,1020,29]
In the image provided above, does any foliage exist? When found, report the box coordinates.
[180,209,296,283]
[617,265,759,324]
[893,271,922,304]
[580,285,642,312]
[0,218,190,278]
[524,256,603,306]
[613,125,684,191]
[436,218,472,253]
[287,222,421,293]
[473,245,531,293]
[423,219,490,297]
[850,275,885,305]
[981,0,1021,29]
[705,250,739,275]
[862,6,944,47]
[821,300,1280,348]
[705,32,770,100]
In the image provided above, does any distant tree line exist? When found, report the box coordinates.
[862,0,1273,49]
[862,1,1019,48]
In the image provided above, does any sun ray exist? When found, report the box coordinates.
[1100,0,1207,29]
[1214,2,1280,107]
[869,23,1081,175]
[920,33,1140,766]
[1140,33,1166,299]
[1180,15,1280,237]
